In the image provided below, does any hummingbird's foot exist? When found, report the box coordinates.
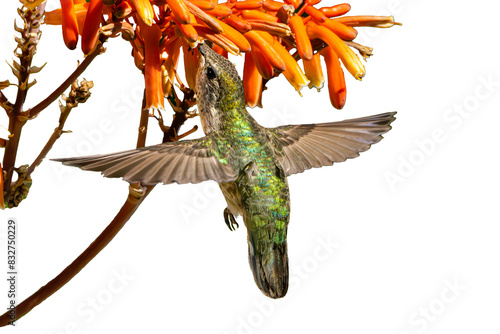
[224,208,239,231]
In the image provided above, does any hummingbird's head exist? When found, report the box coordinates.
[196,43,245,133]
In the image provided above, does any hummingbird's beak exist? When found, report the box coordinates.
[198,43,205,57]
[197,43,208,67]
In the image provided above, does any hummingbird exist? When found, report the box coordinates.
[54,43,396,298]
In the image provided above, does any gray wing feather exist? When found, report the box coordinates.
[52,136,236,185]
[267,112,396,176]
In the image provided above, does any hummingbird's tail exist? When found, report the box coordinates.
[247,232,289,299]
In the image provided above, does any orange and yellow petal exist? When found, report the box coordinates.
[162,38,182,96]
[182,40,200,89]
[204,4,232,17]
[167,0,192,24]
[258,31,309,93]
[320,46,346,109]
[250,48,274,80]
[289,15,312,60]
[304,5,327,23]
[321,18,357,41]
[188,0,215,10]
[60,0,80,49]
[319,3,350,17]
[138,18,164,109]
[262,0,285,11]
[81,0,103,55]
[224,14,251,32]
[303,52,324,91]
[244,30,285,71]
[131,0,155,26]
[240,9,278,22]
[212,44,229,58]
[243,52,263,108]
[234,1,263,10]
[306,21,364,80]
[216,19,251,52]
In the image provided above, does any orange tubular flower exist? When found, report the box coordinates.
[321,18,357,41]
[306,21,364,80]
[303,52,324,91]
[234,1,263,10]
[224,14,251,32]
[243,52,263,108]
[304,5,327,23]
[319,3,350,17]
[167,0,192,24]
[241,10,278,22]
[184,0,223,33]
[212,44,229,57]
[43,1,399,113]
[162,38,182,96]
[45,2,89,26]
[131,0,155,26]
[205,4,233,17]
[182,40,199,89]
[216,19,251,52]
[188,0,216,10]
[259,31,309,93]
[173,17,199,44]
[195,26,240,54]
[262,0,284,11]
[334,15,401,28]
[244,30,285,71]
[250,48,274,79]
[138,18,164,109]
[81,0,103,55]
[320,46,346,109]
[60,0,80,49]
[289,15,312,60]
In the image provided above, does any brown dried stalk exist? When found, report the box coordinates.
[0,86,196,326]
[2,2,107,207]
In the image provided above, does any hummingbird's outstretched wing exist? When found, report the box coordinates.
[52,136,236,185]
[267,112,396,176]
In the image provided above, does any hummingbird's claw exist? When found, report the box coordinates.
[224,208,239,231]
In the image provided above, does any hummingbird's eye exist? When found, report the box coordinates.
[206,66,217,80]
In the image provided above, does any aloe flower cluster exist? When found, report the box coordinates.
[39,0,399,110]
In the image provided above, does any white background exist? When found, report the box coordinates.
[1,0,499,333]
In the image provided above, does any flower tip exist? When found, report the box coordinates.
[66,40,78,50]
[132,0,155,26]
[142,17,154,26]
